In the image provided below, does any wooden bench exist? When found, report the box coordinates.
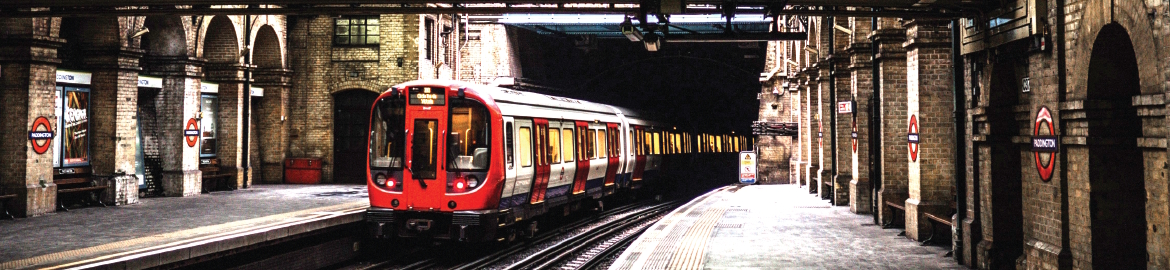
[0,193,16,219]
[200,158,237,193]
[883,200,907,235]
[920,188,958,257]
[54,167,108,211]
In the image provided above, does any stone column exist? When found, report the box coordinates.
[141,56,205,197]
[873,18,908,226]
[205,63,253,189]
[847,16,874,214]
[0,18,64,217]
[816,62,833,200]
[902,19,955,241]
[85,46,144,205]
[253,68,291,184]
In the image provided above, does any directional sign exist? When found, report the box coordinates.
[739,151,757,184]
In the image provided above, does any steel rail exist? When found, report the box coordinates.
[503,201,677,270]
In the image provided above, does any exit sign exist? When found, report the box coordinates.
[837,101,853,114]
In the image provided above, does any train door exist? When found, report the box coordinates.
[632,126,646,183]
[529,119,550,204]
[572,121,590,195]
[403,86,448,210]
[604,124,619,187]
[586,124,607,196]
[505,118,535,208]
[546,120,574,201]
[499,117,517,208]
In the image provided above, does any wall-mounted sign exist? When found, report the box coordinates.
[851,120,858,152]
[250,87,264,97]
[1022,77,1031,93]
[908,114,920,162]
[137,76,163,89]
[55,70,92,85]
[1033,106,1057,182]
[29,116,54,154]
[200,82,219,94]
[837,101,853,114]
[739,151,757,184]
[185,118,200,147]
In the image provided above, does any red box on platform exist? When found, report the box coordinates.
[284,158,322,184]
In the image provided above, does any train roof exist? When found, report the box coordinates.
[392,80,661,127]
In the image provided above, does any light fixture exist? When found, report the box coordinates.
[130,27,150,39]
[621,18,642,42]
[643,32,661,52]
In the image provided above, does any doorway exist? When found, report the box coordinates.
[333,89,380,183]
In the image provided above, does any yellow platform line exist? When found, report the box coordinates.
[1,201,368,270]
[666,207,725,270]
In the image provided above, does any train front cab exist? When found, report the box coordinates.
[366,84,504,242]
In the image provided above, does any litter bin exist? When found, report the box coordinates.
[285,158,322,184]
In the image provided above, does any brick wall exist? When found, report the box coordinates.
[848,15,874,214]
[902,19,955,242]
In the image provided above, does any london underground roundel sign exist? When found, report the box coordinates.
[1032,106,1058,182]
[908,114,920,162]
[851,120,858,152]
[29,116,54,154]
[185,118,200,147]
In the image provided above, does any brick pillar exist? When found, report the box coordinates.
[873,18,908,226]
[902,19,955,241]
[816,63,833,200]
[847,18,874,214]
[0,18,64,217]
[85,47,144,205]
[801,75,815,192]
[253,68,292,184]
[142,57,205,197]
[205,63,253,189]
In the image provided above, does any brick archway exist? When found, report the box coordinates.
[141,16,188,57]
[1084,23,1145,269]
[974,52,1024,269]
[202,15,240,64]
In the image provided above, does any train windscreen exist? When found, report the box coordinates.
[447,99,491,171]
[370,96,405,169]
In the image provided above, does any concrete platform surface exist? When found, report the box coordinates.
[0,184,369,269]
[611,184,963,270]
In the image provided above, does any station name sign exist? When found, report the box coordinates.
[1032,136,1058,152]
[409,87,446,106]
[907,134,919,143]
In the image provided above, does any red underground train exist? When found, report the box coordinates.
[363,80,690,242]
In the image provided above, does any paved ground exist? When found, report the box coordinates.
[0,184,368,265]
[612,184,964,270]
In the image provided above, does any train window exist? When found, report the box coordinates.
[411,119,439,179]
[595,129,607,158]
[562,128,574,162]
[549,128,562,163]
[505,122,513,169]
[539,126,549,166]
[369,96,405,169]
[716,136,722,152]
[652,132,661,155]
[628,129,635,156]
[518,127,532,167]
[585,130,596,159]
[447,99,490,171]
[577,126,587,161]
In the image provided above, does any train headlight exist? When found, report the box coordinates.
[375,174,387,186]
[467,176,479,188]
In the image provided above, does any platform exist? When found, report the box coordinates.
[611,184,963,269]
[0,184,369,269]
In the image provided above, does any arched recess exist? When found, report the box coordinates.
[141,16,188,58]
[976,52,1024,269]
[202,15,240,64]
[58,17,120,69]
[1085,23,1145,269]
[333,89,381,183]
[252,25,283,69]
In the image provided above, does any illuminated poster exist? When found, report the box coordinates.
[62,88,89,166]
[200,94,218,157]
[53,87,62,167]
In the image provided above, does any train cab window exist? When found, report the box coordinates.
[518,127,532,167]
[505,122,514,169]
[549,128,562,163]
[595,129,606,158]
[411,119,439,179]
[448,99,490,171]
[562,128,575,162]
[370,96,406,169]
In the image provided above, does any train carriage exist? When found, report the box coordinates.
[365,80,667,242]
